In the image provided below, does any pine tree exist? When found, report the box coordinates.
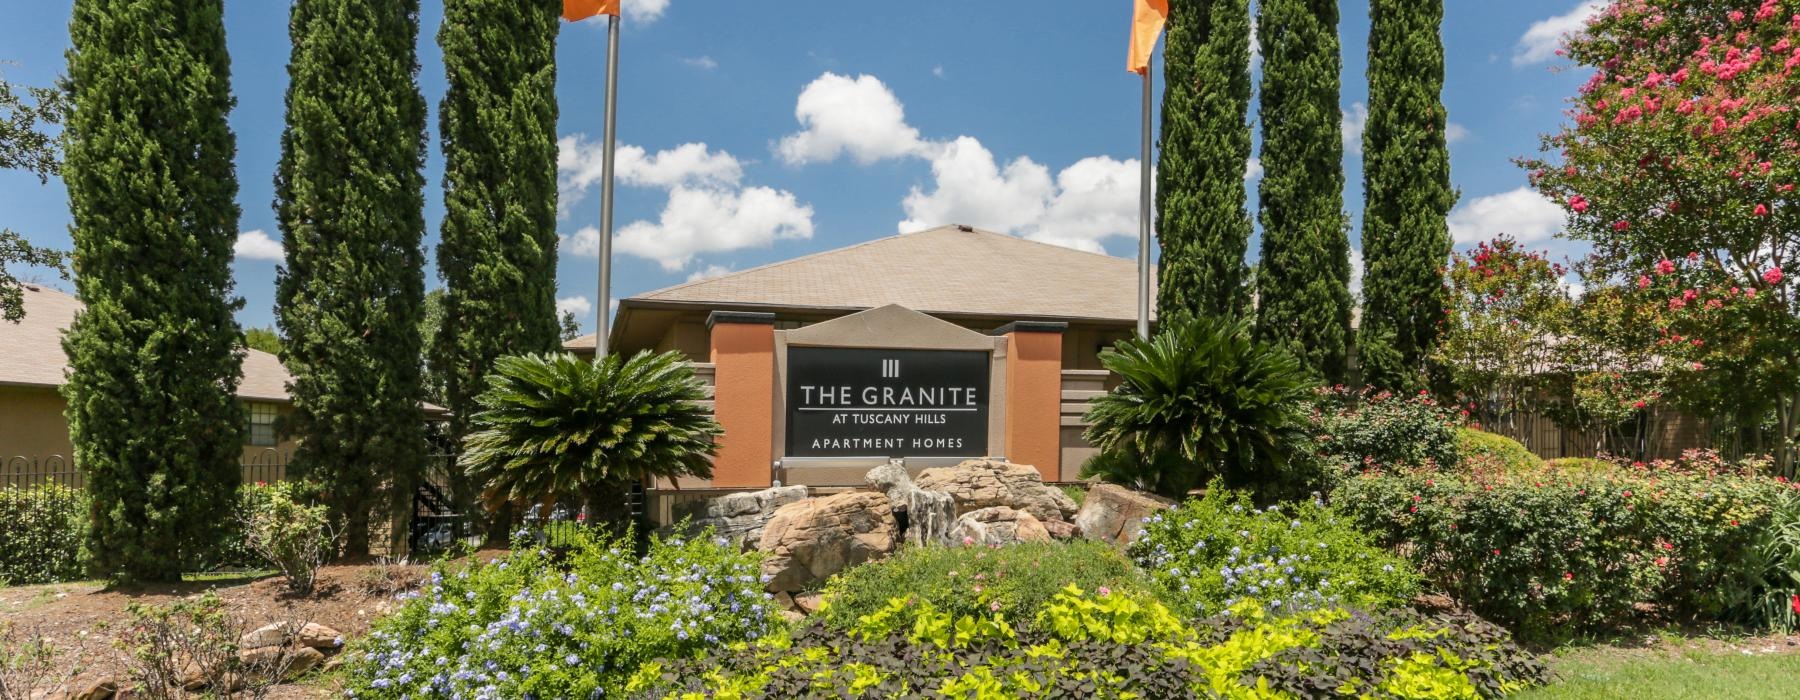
[275,0,428,557]
[61,0,245,581]
[1155,0,1254,323]
[434,0,562,518]
[1254,0,1353,383]
[1358,0,1456,392]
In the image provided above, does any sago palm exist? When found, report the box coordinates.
[1081,316,1316,499]
[461,351,720,523]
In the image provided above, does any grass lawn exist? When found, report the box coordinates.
[1520,643,1800,699]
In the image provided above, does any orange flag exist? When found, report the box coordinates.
[564,0,620,22]
[1128,0,1169,75]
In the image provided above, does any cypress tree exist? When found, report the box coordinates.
[275,0,428,557]
[1254,0,1353,382]
[1155,0,1254,323]
[433,0,562,518]
[1358,0,1456,392]
[61,0,244,581]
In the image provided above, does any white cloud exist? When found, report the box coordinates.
[931,65,945,78]
[234,230,283,262]
[686,264,733,282]
[567,0,670,24]
[1447,187,1566,245]
[557,132,815,270]
[897,138,1149,255]
[1349,247,1364,296]
[1514,1,1605,66]
[615,185,814,271]
[1446,122,1471,144]
[1342,102,1368,155]
[556,295,592,319]
[1244,157,1263,181]
[558,136,742,215]
[682,55,718,70]
[776,73,930,165]
[623,0,670,23]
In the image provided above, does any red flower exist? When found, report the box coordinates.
[1753,203,1770,217]
[1792,595,1800,615]
[1637,275,1652,289]
[1563,572,1574,581]
[1655,259,1676,275]
[1492,549,1502,556]
[1569,195,1590,213]
[1614,220,1631,231]
[1763,267,1784,285]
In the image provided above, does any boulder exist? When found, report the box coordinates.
[863,461,956,546]
[239,645,325,682]
[792,592,824,615]
[757,491,898,592]
[52,672,116,700]
[947,506,1051,546]
[669,484,810,545]
[1041,518,1080,540]
[238,622,288,650]
[1074,483,1175,546]
[913,459,1077,522]
[295,622,343,651]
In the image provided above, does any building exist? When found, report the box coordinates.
[1,285,301,485]
[564,225,1154,515]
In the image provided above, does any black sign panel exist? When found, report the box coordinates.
[785,346,990,458]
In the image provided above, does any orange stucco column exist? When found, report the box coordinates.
[996,322,1066,481]
[707,311,776,488]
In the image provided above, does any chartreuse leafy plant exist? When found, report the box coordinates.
[342,527,777,699]
[816,539,1158,634]
[461,351,721,523]
[1082,315,1317,500]
[1335,466,1800,641]
[630,586,1546,698]
[1130,485,1421,619]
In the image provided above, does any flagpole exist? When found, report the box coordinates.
[1136,64,1152,340]
[596,13,620,356]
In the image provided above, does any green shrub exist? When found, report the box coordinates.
[1310,386,1461,472]
[1333,468,1798,641]
[342,527,777,699]
[462,351,722,525]
[817,540,1157,634]
[243,482,333,592]
[1544,457,1613,475]
[1456,428,1543,472]
[0,485,87,585]
[631,589,1547,698]
[1130,486,1421,618]
[188,482,280,572]
[1739,489,1800,632]
[1081,315,1319,500]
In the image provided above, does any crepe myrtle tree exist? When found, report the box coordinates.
[460,352,721,527]
[1433,236,1573,439]
[1522,0,1800,474]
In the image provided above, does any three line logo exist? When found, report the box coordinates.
[880,358,901,379]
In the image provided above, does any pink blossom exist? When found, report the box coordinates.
[1729,10,1746,23]
[1765,267,1785,284]
[1614,220,1631,232]
[1656,259,1677,275]
[1637,275,1653,289]
[1097,586,1112,597]
[1569,195,1590,213]
[1754,203,1771,217]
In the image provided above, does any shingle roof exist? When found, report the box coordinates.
[0,285,293,402]
[566,225,1155,351]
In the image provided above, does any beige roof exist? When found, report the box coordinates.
[566,225,1153,351]
[1,285,293,402]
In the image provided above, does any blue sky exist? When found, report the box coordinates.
[0,0,1604,333]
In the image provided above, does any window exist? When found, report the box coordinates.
[244,402,278,447]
